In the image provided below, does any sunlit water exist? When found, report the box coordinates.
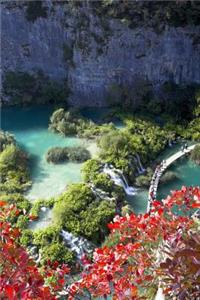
[1,105,86,200]
[1,106,199,216]
[132,146,200,214]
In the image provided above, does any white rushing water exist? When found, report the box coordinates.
[135,153,145,173]
[61,230,93,260]
[103,164,136,196]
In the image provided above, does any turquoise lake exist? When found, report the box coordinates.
[133,147,200,213]
[1,105,84,200]
[1,105,200,214]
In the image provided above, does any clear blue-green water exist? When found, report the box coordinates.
[133,146,200,214]
[1,106,199,213]
[1,105,85,200]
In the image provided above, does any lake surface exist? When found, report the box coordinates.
[133,146,200,214]
[1,105,84,200]
[1,105,199,214]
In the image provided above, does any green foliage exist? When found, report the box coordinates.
[135,168,153,187]
[190,144,200,165]
[20,229,34,247]
[81,159,125,199]
[97,130,130,160]
[49,108,91,136]
[160,171,178,184]
[40,243,75,264]
[92,1,200,29]
[16,215,30,230]
[81,159,102,182]
[46,147,69,164]
[102,231,121,248]
[3,71,69,106]
[0,144,31,193]
[53,183,115,244]
[96,117,169,183]
[93,173,113,193]
[46,146,91,164]
[30,198,54,218]
[38,80,69,104]
[25,1,47,22]
[0,131,16,152]
[1,193,31,212]
[185,118,200,141]
[159,82,197,121]
[33,226,61,247]
[0,194,31,229]
[49,108,116,138]
[33,226,75,264]
[67,146,91,162]
[4,71,36,95]
[107,79,152,109]
[121,204,132,216]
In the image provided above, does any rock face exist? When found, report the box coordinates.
[1,2,200,106]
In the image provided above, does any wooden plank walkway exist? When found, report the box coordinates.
[147,144,196,212]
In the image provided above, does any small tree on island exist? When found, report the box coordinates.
[191,144,200,165]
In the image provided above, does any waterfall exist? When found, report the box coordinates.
[134,154,145,174]
[168,140,173,147]
[61,230,93,260]
[103,164,136,196]
[133,157,141,174]
[89,184,115,201]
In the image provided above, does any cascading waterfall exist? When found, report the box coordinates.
[89,183,115,201]
[61,230,93,260]
[103,164,136,196]
[133,157,142,174]
[134,154,145,174]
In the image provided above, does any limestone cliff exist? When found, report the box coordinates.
[1,1,200,106]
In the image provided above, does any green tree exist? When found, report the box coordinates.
[190,144,200,165]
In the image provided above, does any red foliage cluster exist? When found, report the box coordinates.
[1,186,200,300]
[70,186,200,299]
[0,202,69,300]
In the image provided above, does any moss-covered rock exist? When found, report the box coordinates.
[46,146,91,164]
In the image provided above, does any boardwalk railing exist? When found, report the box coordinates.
[147,144,196,212]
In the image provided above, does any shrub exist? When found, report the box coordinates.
[81,159,102,182]
[0,193,31,212]
[190,144,200,165]
[135,167,153,187]
[0,144,31,193]
[46,146,90,164]
[53,183,115,244]
[0,130,16,152]
[160,171,178,184]
[49,109,94,136]
[41,243,75,264]
[20,229,34,247]
[16,215,30,230]
[33,226,62,248]
[3,71,69,106]
[30,198,54,218]
[49,108,115,138]
[67,146,91,162]
[46,147,69,164]
[71,186,200,299]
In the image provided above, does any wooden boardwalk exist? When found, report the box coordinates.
[147,144,196,212]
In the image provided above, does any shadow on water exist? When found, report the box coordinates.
[1,104,57,132]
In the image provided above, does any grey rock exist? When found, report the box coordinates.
[1,2,200,107]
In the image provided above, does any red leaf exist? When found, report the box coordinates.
[191,203,200,208]
[5,285,15,300]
